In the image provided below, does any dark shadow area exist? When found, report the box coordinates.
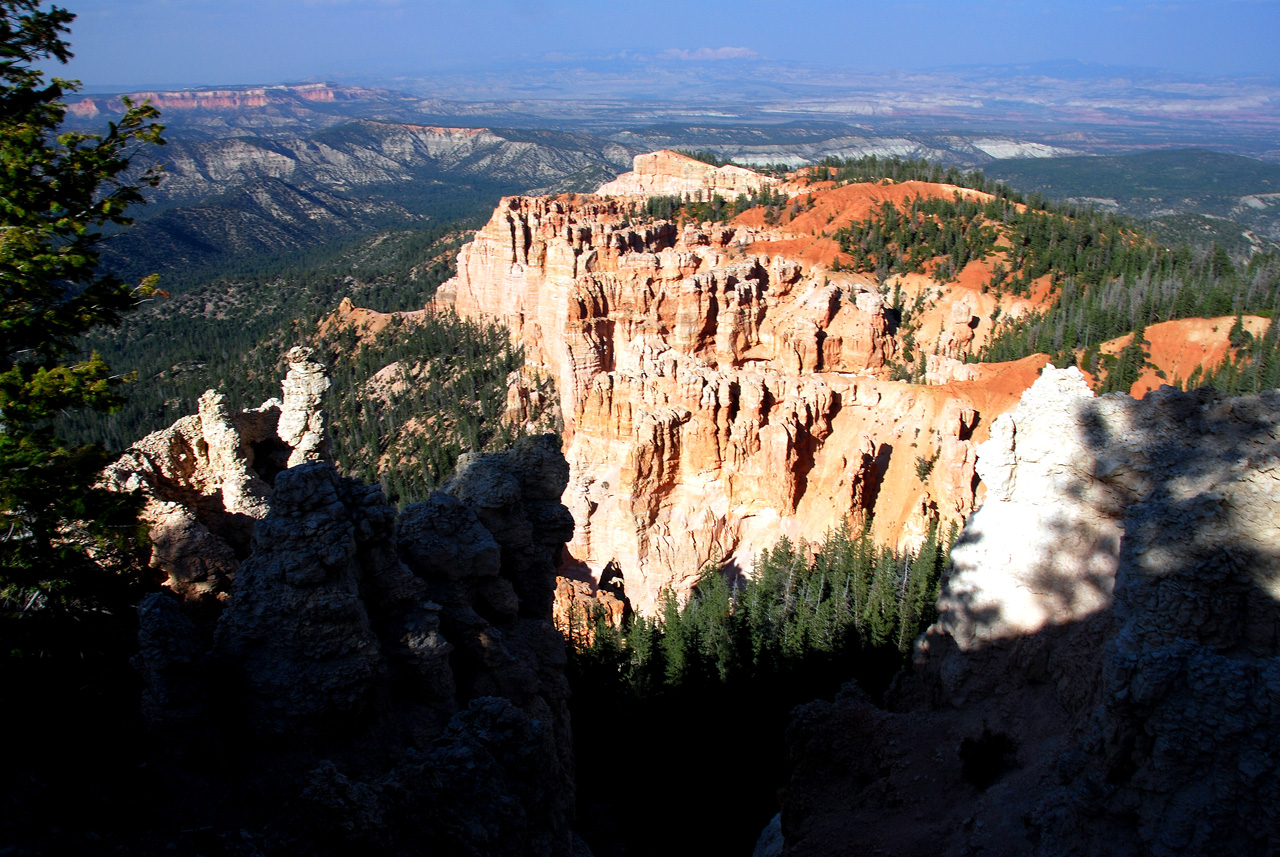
[778,382,1280,856]
[959,726,1019,789]
[570,635,906,857]
[250,435,293,486]
[862,440,894,513]
[567,527,947,857]
[2,438,580,857]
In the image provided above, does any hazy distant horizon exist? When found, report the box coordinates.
[46,0,1280,91]
[67,54,1280,100]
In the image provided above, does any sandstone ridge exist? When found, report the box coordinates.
[597,149,781,198]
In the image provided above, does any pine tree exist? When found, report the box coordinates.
[0,1,165,603]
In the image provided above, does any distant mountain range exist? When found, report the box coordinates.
[101,119,636,284]
[67,56,1280,161]
[74,68,1280,287]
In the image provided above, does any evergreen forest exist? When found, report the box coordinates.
[318,310,555,506]
[59,225,471,451]
[568,520,955,857]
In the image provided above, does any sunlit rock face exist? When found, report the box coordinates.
[443,163,1042,613]
[780,371,1280,857]
[942,367,1122,647]
[597,149,780,198]
[102,353,331,602]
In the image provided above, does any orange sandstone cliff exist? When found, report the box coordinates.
[443,152,1050,612]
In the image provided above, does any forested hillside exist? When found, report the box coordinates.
[801,156,1280,394]
[318,309,554,506]
[61,226,467,450]
[66,221,559,508]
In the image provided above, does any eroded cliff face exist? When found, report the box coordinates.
[779,368,1280,857]
[443,158,1044,612]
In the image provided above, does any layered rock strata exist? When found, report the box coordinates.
[444,184,1038,612]
[779,369,1280,856]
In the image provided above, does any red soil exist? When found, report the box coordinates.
[1100,315,1270,397]
[935,354,1053,441]
[317,297,435,344]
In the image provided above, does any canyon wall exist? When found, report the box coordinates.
[443,154,1044,612]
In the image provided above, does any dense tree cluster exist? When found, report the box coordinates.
[834,195,1001,282]
[637,182,792,225]
[1,7,171,845]
[318,310,545,506]
[1,0,162,604]
[570,518,955,698]
[833,191,1148,292]
[568,520,955,856]
[810,154,1005,195]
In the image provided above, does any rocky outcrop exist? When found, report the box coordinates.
[131,431,583,856]
[553,566,630,644]
[779,368,1280,856]
[211,462,454,737]
[444,167,1042,612]
[940,367,1121,649]
[597,150,781,198]
[102,355,329,602]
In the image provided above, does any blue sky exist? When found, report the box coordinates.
[47,0,1280,88]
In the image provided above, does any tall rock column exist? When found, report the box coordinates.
[279,345,332,466]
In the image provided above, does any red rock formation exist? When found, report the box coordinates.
[318,296,437,343]
[553,575,628,646]
[443,161,1055,613]
[65,83,383,117]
